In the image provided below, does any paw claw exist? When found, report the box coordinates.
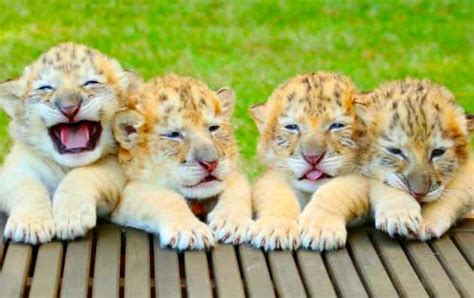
[160,217,214,250]
[248,216,300,251]
[208,211,252,244]
[5,210,55,244]
[299,211,346,251]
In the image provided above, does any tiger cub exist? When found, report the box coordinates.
[111,75,252,250]
[248,72,368,250]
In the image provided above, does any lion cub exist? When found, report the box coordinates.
[111,75,252,250]
[296,79,473,250]
[0,43,139,243]
[361,79,473,240]
[248,72,368,250]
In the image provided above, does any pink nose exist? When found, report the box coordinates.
[59,104,81,120]
[199,160,218,172]
[303,154,323,165]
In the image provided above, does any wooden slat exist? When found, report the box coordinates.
[348,232,398,297]
[372,233,428,298]
[0,214,6,267]
[0,243,32,298]
[325,247,368,297]
[452,232,474,267]
[238,245,275,298]
[431,237,474,296]
[184,251,213,298]
[212,245,245,298]
[296,250,336,298]
[267,251,306,298]
[125,228,150,298]
[93,225,121,298]
[154,237,181,298]
[451,220,474,232]
[404,241,459,297]
[29,242,63,298]
[61,233,93,298]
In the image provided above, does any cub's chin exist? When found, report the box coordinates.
[179,177,225,200]
[293,177,331,193]
[51,147,104,168]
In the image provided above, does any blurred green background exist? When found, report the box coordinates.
[0,0,473,178]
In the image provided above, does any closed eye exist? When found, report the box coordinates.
[84,80,100,86]
[37,85,53,91]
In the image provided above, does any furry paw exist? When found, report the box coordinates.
[4,210,55,244]
[208,210,252,245]
[247,216,300,251]
[160,217,215,250]
[299,211,347,251]
[374,204,421,238]
[418,218,451,241]
[54,198,97,240]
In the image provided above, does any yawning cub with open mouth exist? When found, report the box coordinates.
[0,43,139,243]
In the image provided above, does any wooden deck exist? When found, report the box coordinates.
[0,215,472,298]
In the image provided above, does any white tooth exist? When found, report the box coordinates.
[83,125,90,141]
[60,128,66,144]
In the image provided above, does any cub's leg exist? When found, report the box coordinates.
[1,174,55,244]
[419,161,474,240]
[207,173,252,244]
[370,179,422,237]
[248,169,300,250]
[53,156,126,240]
[111,181,215,250]
[299,175,369,251]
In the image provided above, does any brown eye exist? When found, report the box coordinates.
[209,125,220,132]
[431,148,446,159]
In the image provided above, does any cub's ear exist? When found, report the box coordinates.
[124,70,143,94]
[216,87,235,118]
[467,114,474,134]
[0,79,23,118]
[353,93,375,127]
[249,103,267,133]
[113,109,144,150]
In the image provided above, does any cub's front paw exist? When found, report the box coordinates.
[160,217,215,250]
[418,218,451,241]
[54,198,96,240]
[299,211,346,251]
[247,216,300,251]
[208,210,252,245]
[375,203,421,238]
[5,210,55,244]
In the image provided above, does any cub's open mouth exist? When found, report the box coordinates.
[299,169,332,182]
[48,121,102,154]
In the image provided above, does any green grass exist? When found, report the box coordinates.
[1,0,473,178]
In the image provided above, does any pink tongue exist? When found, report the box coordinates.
[60,125,90,149]
[305,169,323,181]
